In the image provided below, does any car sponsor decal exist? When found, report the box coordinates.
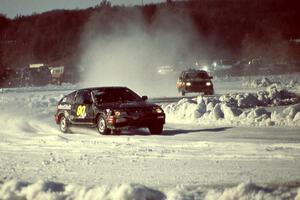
[76,105,86,118]
[58,104,71,110]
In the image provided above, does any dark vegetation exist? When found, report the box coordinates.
[0,0,300,86]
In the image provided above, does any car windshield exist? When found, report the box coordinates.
[92,88,142,104]
[185,72,209,79]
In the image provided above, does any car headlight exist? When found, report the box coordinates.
[186,82,191,86]
[114,110,126,117]
[153,107,163,113]
[115,111,121,117]
[206,82,211,86]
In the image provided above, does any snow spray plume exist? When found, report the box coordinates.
[79,7,202,97]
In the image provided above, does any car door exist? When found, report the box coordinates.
[71,90,94,124]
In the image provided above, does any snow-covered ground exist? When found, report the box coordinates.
[0,75,300,199]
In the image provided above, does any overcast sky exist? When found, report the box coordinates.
[0,0,166,18]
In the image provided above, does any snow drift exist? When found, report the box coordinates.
[1,180,299,200]
[163,85,300,126]
[242,75,299,89]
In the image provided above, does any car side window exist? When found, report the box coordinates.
[75,90,92,104]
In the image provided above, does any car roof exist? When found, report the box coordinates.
[77,86,128,92]
[182,69,208,74]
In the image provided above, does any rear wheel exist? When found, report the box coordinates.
[59,115,69,133]
[97,116,110,135]
[181,91,186,96]
[149,123,163,135]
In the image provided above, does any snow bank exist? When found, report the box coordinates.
[163,86,300,127]
[0,180,165,200]
[1,180,299,200]
[203,182,300,200]
[242,77,279,88]
[242,75,299,89]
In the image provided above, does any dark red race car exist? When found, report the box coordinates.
[176,69,214,96]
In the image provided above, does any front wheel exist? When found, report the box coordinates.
[59,115,69,133]
[149,123,163,135]
[97,116,110,135]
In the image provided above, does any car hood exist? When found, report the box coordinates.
[185,78,211,81]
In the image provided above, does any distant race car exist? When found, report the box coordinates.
[176,69,214,96]
[54,87,165,135]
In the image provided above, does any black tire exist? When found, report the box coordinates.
[97,116,110,135]
[149,123,163,135]
[59,115,69,133]
[181,91,186,96]
[112,129,121,135]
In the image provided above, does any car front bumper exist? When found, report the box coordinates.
[107,113,165,129]
[182,85,214,93]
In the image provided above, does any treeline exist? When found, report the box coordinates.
[0,0,300,70]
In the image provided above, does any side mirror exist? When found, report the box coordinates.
[142,96,148,101]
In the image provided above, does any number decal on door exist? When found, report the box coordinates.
[76,105,86,118]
